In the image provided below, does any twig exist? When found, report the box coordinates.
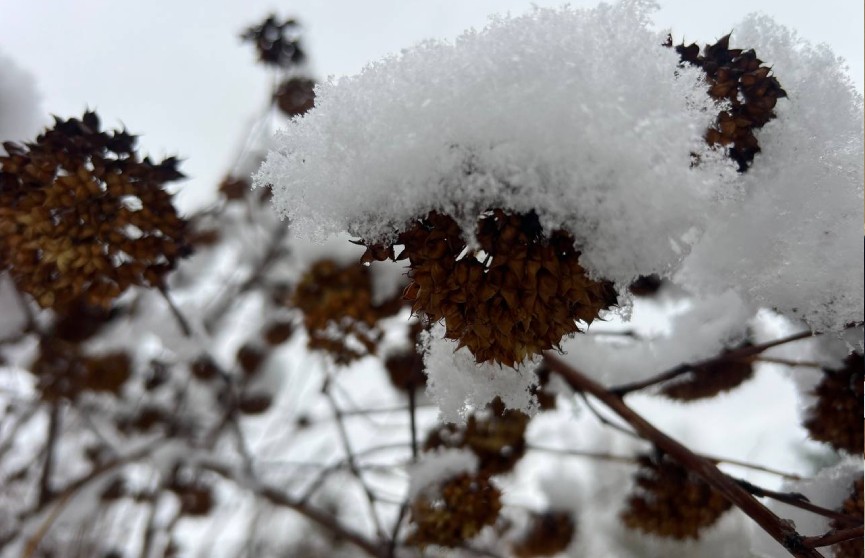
[158,285,192,337]
[609,329,815,396]
[527,444,640,464]
[543,353,824,558]
[577,391,639,439]
[37,403,61,507]
[802,526,864,549]
[736,479,864,527]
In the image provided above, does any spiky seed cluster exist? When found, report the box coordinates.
[830,478,864,558]
[274,77,316,117]
[803,353,864,454]
[621,452,732,539]
[671,34,787,172]
[406,472,502,548]
[363,210,617,367]
[240,15,305,69]
[660,344,755,401]
[292,259,403,364]
[424,397,530,476]
[511,511,576,557]
[0,112,188,310]
[32,338,131,402]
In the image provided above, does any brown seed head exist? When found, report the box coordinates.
[0,111,188,310]
[363,210,617,367]
[274,77,316,117]
[511,511,577,557]
[407,472,502,548]
[660,342,755,401]
[830,477,864,558]
[620,452,732,539]
[240,15,305,69]
[804,352,864,454]
[670,34,787,172]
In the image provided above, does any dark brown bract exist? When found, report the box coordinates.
[660,343,755,401]
[363,210,617,367]
[0,112,188,310]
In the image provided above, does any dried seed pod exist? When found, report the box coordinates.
[406,472,502,548]
[274,77,316,117]
[190,355,220,381]
[803,353,864,454]
[384,319,427,392]
[263,320,295,346]
[511,511,576,557]
[627,274,664,297]
[292,259,404,364]
[830,478,864,558]
[424,398,530,476]
[237,393,273,415]
[669,34,787,172]
[218,176,250,201]
[621,452,732,539]
[32,338,131,401]
[237,343,268,376]
[240,15,305,68]
[659,343,755,401]
[363,210,616,367]
[167,469,215,517]
[0,112,188,310]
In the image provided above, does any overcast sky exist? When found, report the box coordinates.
[1,0,862,210]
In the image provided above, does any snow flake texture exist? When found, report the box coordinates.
[256,1,727,284]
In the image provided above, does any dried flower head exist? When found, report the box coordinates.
[830,478,864,558]
[803,352,864,454]
[363,210,617,367]
[659,343,755,401]
[425,397,530,476]
[621,452,732,539]
[274,77,316,117]
[241,15,305,69]
[670,34,787,172]
[167,468,215,517]
[0,111,188,310]
[511,511,577,557]
[407,472,502,548]
[292,259,403,364]
[32,338,131,402]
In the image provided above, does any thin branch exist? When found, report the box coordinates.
[37,403,61,507]
[609,329,815,396]
[157,285,192,337]
[543,353,825,558]
[577,391,639,439]
[802,526,864,549]
[527,444,640,465]
[736,479,864,527]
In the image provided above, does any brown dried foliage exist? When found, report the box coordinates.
[292,259,403,364]
[240,15,305,69]
[803,352,864,454]
[407,472,502,548]
[384,319,427,392]
[32,338,131,401]
[362,210,617,367]
[0,112,188,310]
[621,452,732,539]
[511,511,576,557]
[670,34,787,172]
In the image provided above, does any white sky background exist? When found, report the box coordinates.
[0,0,862,211]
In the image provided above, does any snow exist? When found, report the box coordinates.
[407,447,478,498]
[423,324,539,423]
[680,15,864,333]
[0,48,43,147]
[256,1,731,285]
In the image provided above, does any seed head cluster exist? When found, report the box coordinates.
[671,34,787,172]
[240,15,305,69]
[0,112,188,310]
[363,210,617,367]
[830,478,864,558]
[511,511,577,557]
[660,343,755,401]
[803,352,864,454]
[620,452,732,539]
[292,259,403,364]
[406,472,502,548]
[424,397,530,476]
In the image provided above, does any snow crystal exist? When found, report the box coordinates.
[407,447,478,498]
[256,1,730,284]
[680,15,864,333]
[423,324,539,423]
